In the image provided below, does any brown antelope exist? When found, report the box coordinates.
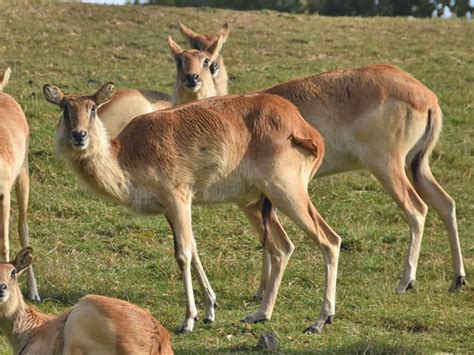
[43,82,340,334]
[97,34,226,138]
[0,68,40,302]
[168,35,224,105]
[98,88,171,138]
[178,22,230,96]
[252,64,466,303]
[0,248,173,354]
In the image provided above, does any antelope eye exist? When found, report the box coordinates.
[210,62,219,75]
[176,57,183,69]
[11,269,17,278]
[203,58,210,69]
[90,106,97,117]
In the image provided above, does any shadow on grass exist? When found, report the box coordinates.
[175,341,419,354]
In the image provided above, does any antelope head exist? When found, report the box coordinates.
[168,35,223,95]
[43,83,115,156]
[0,248,33,315]
[178,22,230,77]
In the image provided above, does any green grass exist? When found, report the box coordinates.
[0,3,473,353]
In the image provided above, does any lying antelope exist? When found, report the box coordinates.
[253,64,466,303]
[98,28,228,138]
[43,82,340,334]
[178,22,230,96]
[0,68,40,302]
[0,248,173,354]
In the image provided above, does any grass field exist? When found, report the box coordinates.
[0,3,473,353]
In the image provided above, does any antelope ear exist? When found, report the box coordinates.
[167,36,183,57]
[13,247,33,273]
[93,82,115,107]
[206,35,224,62]
[178,21,199,43]
[219,23,230,43]
[0,67,12,91]
[43,84,65,106]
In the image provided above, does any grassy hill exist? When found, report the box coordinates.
[0,3,473,353]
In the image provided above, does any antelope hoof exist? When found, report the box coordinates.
[448,275,466,293]
[204,304,216,324]
[176,315,197,334]
[29,292,41,303]
[241,311,269,324]
[303,315,334,334]
[395,279,415,294]
[176,326,192,334]
[304,325,322,334]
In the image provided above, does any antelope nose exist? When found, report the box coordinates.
[71,130,87,143]
[185,73,199,86]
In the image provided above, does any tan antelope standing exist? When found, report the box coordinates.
[0,68,40,302]
[98,26,228,138]
[253,64,466,302]
[174,25,465,298]
[178,22,230,97]
[43,82,340,334]
[0,248,173,355]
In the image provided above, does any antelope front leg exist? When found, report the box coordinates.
[166,201,198,333]
[191,238,217,323]
[15,164,40,301]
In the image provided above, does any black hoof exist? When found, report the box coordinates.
[194,315,199,322]
[176,327,192,334]
[213,302,218,309]
[449,276,466,292]
[303,326,321,334]
[240,317,268,324]
[325,315,334,324]
[203,318,214,324]
[406,280,415,291]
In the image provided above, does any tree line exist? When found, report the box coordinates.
[141,0,473,17]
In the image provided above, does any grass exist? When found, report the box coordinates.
[0,2,473,353]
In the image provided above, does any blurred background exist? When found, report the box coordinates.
[81,0,474,19]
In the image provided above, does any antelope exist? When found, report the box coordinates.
[0,248,173,355]
[168,35,224,105]
[98,28,228,138]
[43,82,341,334]
[252,64,466,304]
[98,88,171,138]
[178,22,230,96]
[0,68,40,302]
